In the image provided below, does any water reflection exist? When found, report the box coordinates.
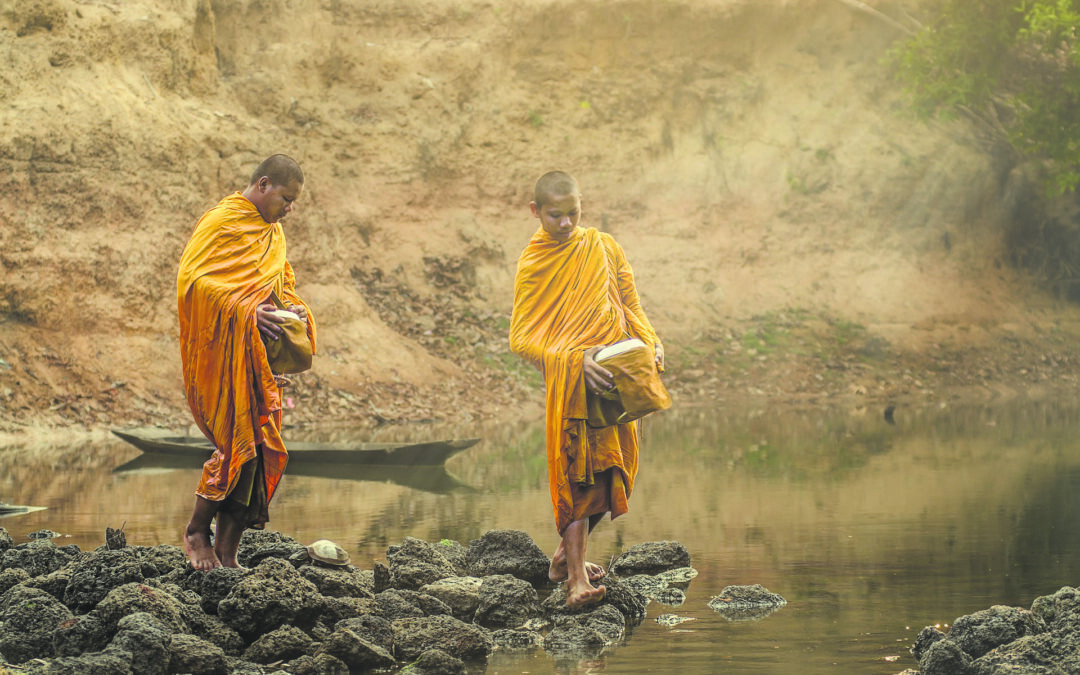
[2,400,1080,673]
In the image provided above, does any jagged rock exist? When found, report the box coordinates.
[407,648,467,674]
[420,576,483,621]
[64,548,147,612]
[0,585,73,663]
[1031,586,1080,631]
[95,582,189,635]
[168,633,229,675]
[919,638,973,675]
[284,652,350,674]
[235,530,308,568]
[188,565,246,615]
[465,529,550,584]
[374,588,452,621]
[315,624,396,671]
[110,612,172,675]
[387,537,457,590]
[544,575,648,621]
[38,646,133,674]
[299,564,373,599]
[0,567,30,595]
[473,574,541,629]
[243,624,313,664]
[970,631,1080,674]
[53,611,111,657]
[333,615,395,652]
[492,627,543,650]
[391,614,494,662]
[911,625,947,661]
[949,605,1047,659]
[217,557,319,640]
[0,538,77,578]
[0,527,13,552]
[610,541,690,576]
[708,584,787,621]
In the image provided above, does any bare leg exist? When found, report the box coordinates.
[549,513,606,582]
[214,509,246,569]
[184,496,222,571]
[561,517,606,608]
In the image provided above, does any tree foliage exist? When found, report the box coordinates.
[892,0,1080,194]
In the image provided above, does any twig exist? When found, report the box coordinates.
[833,0,917,36]
[143,73,157,98]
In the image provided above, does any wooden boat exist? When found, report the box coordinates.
[111,428,480,466]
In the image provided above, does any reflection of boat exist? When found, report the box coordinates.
[111,428,480,466]
[112,452,476,495]
[0,503,47,519]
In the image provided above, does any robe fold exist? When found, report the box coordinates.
[177,192,317,517]
[509,226,660,534]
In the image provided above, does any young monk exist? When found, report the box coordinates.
[177,154,316,570]
[509,171,665,607]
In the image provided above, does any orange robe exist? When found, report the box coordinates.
[176,192,317,515]
[510,226,660,534]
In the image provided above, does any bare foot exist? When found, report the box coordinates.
[549,559,606,583]
[183,524,221,571]
[566,583,606,608]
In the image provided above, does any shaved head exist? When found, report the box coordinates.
[533,171,579,208]
[249,154,304,188]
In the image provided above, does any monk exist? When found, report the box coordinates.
[509,171,665,607]
[177,154,316,570]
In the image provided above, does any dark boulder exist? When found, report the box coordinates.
[473,574,541,629]
[610,541,690,576]
[465,529,549,584]
[0,585,73,663]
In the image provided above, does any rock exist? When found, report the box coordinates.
[0,585,73,663]
[949,605,1047,659]
[391,614,494,662]
[374,588,452,621]
[708,584,787,621]
[1031,586,1080,631]
[110,612,172,675]
[284,652,350,674]
[333,615,395,652]
[243,623,312,665]
[315,624,396,671]
[217,557,319,640]
[64,548,147,612]
[656,613,695,626]
[491,627,543,650]
[23,561,75,599]
[373,560,391,593]
[387,536,457,590]
[236,530,307,568]
[911,625,947,661]
[0,567,30,595]
[188,564,246,615]
[611,541,691,576]
[95,582,189,635]
[299,564,373,599]
[474,574,541,629]
[0,527,13,552]
[919,638,973,675]
[407,648,467,674]
[53,611,111,656]
[168,633,229,675]
[0,538,77,577]
[177,603,245,656]
[465,529,550,584]
[39,646,133,674]
[969,632,1080,674]
[419,576,483,621]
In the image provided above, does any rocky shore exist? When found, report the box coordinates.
[0,527,709,674]
[902,590,1080,675]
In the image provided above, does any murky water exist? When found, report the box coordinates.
[4,399,1080,673]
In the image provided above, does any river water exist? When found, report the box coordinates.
[3,399,1080,674]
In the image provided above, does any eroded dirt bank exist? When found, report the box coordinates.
[3,0,1080,442]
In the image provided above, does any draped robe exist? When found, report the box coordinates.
[510,226,660,533]
[177,192,317,512]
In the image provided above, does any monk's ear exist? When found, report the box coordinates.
[529,201,540,218]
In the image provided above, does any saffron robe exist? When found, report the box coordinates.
[177,192,317,512]
[509,226,661,534]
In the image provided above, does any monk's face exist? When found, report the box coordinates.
[530,192,581,244]
[251,177,303,224]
